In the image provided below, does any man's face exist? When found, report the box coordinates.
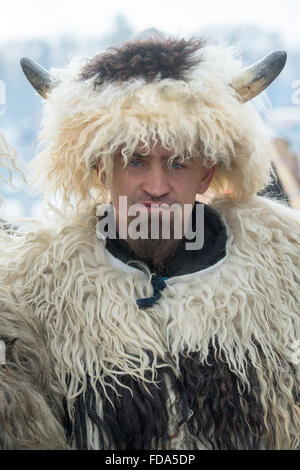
[107,141,215,266]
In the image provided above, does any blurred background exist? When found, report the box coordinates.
[0,0,300,219]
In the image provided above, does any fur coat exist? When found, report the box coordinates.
[0,195,299,450]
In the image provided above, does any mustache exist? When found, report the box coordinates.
[130,193,175,205]
[130,199,177,207]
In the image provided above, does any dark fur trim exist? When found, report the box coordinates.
[64,344,299,450]
[79,38,207,85]
[179,352,265,449]
[63,359,174,450]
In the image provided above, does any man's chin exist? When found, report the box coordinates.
[118,207,185,270]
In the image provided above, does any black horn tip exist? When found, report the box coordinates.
[269,50,287,72]
[20,57,52,99]
[260,50,287,88]
[231,50,288,102]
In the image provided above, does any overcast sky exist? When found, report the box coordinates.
[0,0,299,46]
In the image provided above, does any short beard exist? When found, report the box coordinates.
[126,212,182,271]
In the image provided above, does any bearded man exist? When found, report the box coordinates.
[0,37,299,450]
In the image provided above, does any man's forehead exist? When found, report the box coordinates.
[133,143,174,158]
[116,141,192,159]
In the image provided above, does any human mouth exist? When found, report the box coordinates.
[138,202,170,213]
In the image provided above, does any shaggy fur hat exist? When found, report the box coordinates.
[20,37,286,206]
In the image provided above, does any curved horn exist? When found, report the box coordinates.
[20,57,54,99]
[231,51,287,103]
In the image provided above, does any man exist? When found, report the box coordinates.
[0,37,299,450]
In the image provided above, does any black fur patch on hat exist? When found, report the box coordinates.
[79,38,206,85]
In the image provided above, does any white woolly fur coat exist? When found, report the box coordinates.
[0,194,299,450]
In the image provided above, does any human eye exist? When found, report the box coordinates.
[127,156,143,168]
[169,158,185,169]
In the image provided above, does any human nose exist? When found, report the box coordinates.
[141,164,170,199]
